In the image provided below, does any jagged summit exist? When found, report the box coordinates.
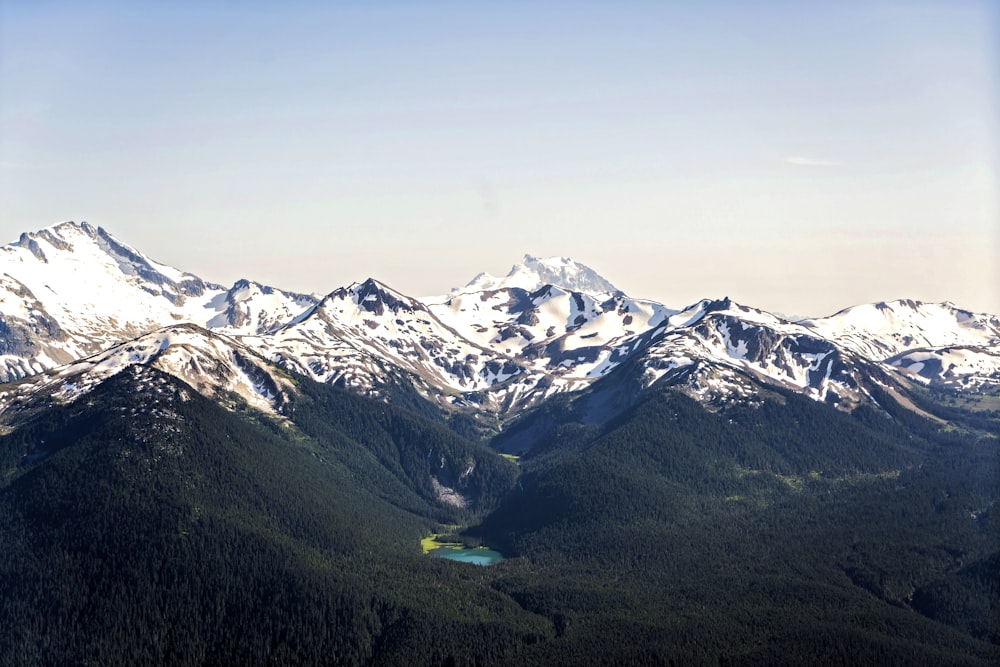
[324,277,430,316]
[458,254,620,295]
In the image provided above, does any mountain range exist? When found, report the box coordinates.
[1,221,997,427]
[0,221,997,665]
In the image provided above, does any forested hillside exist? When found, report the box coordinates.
[0,364,996,665]
[0,367,541,666]
[474,381,999,664]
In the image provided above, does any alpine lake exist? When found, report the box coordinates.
[420,534,504,566]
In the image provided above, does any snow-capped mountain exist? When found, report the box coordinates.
[0,323,294,422]
[208,278,319,335]
[0,222,319,382]
[427,284,670,358]
[460,254,621,295]
[251,265,676,414]
[799,300,1000,360]
[247,278,525,409]
[793,300,1000,398]
[417,256,681,407]
[636,298,877,408]
[0,221,997,426]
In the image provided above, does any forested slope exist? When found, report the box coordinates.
[0,367,541,666]
[0,364,996,665]
[475,383,1000,665]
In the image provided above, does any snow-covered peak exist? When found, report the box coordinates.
[209,278,321,334]
[2,220,219,319]
[2,221,998,423]
[0,222,319,382]
[325,277,429,316]
[659,296,798,332]
[800,299,1000,359]
[458,254,620,295]
[9,221,218,296]
[272,277,522,397]
[0,221,224,367]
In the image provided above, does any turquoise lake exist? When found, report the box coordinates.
[429,547,504,566]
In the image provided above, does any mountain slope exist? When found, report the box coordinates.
[0,222,318,382]
[0,366,539,666]
[800,300,1000,360]
[634,297,883,409]
[425,284,674,407]
[476,377,999,665]
[889,345,1000,392]
[248,279,526,414]
[0,323,295,421]
[2,338,995,665]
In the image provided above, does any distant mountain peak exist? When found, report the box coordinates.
[458,254,620,295]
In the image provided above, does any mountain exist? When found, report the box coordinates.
[633,297,886,410]
[475,368,999,665]
[800,299,1000,360]
[278,278,520,394]
[424,283,674,408]
[798,300,1000,395]
[3,356,996,665]
[0,221,319,382]
[0,324,294,422]
[460,254,621,294]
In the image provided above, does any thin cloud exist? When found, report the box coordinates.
[784,156,841,167]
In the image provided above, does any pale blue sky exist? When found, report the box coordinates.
[1,1,996,315]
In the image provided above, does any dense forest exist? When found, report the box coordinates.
[475,382,999,664]
[0,364,996,665]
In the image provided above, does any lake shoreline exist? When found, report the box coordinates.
[421,533,505,566]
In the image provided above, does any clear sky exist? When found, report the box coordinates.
[1,1,997,316]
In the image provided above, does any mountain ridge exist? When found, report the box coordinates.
[1,221,997,425]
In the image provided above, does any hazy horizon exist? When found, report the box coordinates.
[2,1,997,316]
